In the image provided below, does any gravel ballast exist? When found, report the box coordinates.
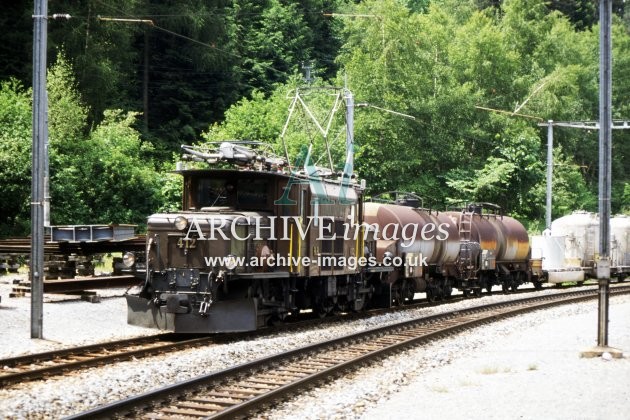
[1,273,629,419]
[268,295,630,420]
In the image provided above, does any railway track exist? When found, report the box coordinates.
[0,282,603,388]
[0,282,605,388]
[0,334,214,387]
[0,293,457,387]
[68,285,630,419]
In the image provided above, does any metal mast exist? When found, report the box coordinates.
[545,121,553,230]
[596,0,612,349]
[344,89,354,177]
[31,0,48,338]
[581,0,622,358]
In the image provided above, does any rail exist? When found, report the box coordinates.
[0,334,213,387]
[67,285,630,419]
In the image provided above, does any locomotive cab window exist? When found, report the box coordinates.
[191,176,269,210]
[195,178,231,208]
[236,179,269,209]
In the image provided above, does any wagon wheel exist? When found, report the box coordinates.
[462,289,471,298]
[473,287,482,298]
[486,283,493,295]
[334,298,350,314]
[316,298,335,318]
[356,288,373,311]
[401,279,415,304]
[352,296,365,312]
[436,284,445,301]
[426,286,438,302]
[391,286,404,307]
[270,310,289,325]
[442,279,453,299]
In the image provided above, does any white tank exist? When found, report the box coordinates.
[538,231,567,270]
[611,215,630,267]
[551,211,599,268]
[535,230,585,283]
[551,211,630,271]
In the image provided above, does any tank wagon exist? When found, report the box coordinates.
[364,196,531,302]
[531,211,630,283]
[447,203,531,293]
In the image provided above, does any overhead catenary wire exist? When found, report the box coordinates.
[92,0,308,81]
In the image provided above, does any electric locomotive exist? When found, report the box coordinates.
[125,142,373,333]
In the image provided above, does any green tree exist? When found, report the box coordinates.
[0,51,165,235]
[344,0,630,217]
[0,0,32,83]
[47,0,145,125]
[80,110,160,224]
[0,80,32,236]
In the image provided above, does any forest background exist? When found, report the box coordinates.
[1,0,629,236]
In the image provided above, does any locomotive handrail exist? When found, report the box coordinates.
[368,191,424,208]
[445,201,504,218]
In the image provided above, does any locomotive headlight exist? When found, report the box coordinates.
[174,216,188,231]
[225,254,238,271]
[122,252,136,268]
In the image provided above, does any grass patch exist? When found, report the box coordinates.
[459,379,478,387]
[478,366,500,375]
[431,385,449,393]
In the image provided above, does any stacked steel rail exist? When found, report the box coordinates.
[0,233,145,281]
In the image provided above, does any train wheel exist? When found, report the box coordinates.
[532,280,543,290]
[391,286,403,307]
[270,311,290,325]
[426,287,437,302]
[334,299,350,314]
[436,285,445,301]
[353,295,367,312]
[316,299,334,318]
[462,289,471,298]
[473,288,482,298]
[403,280,416,304]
